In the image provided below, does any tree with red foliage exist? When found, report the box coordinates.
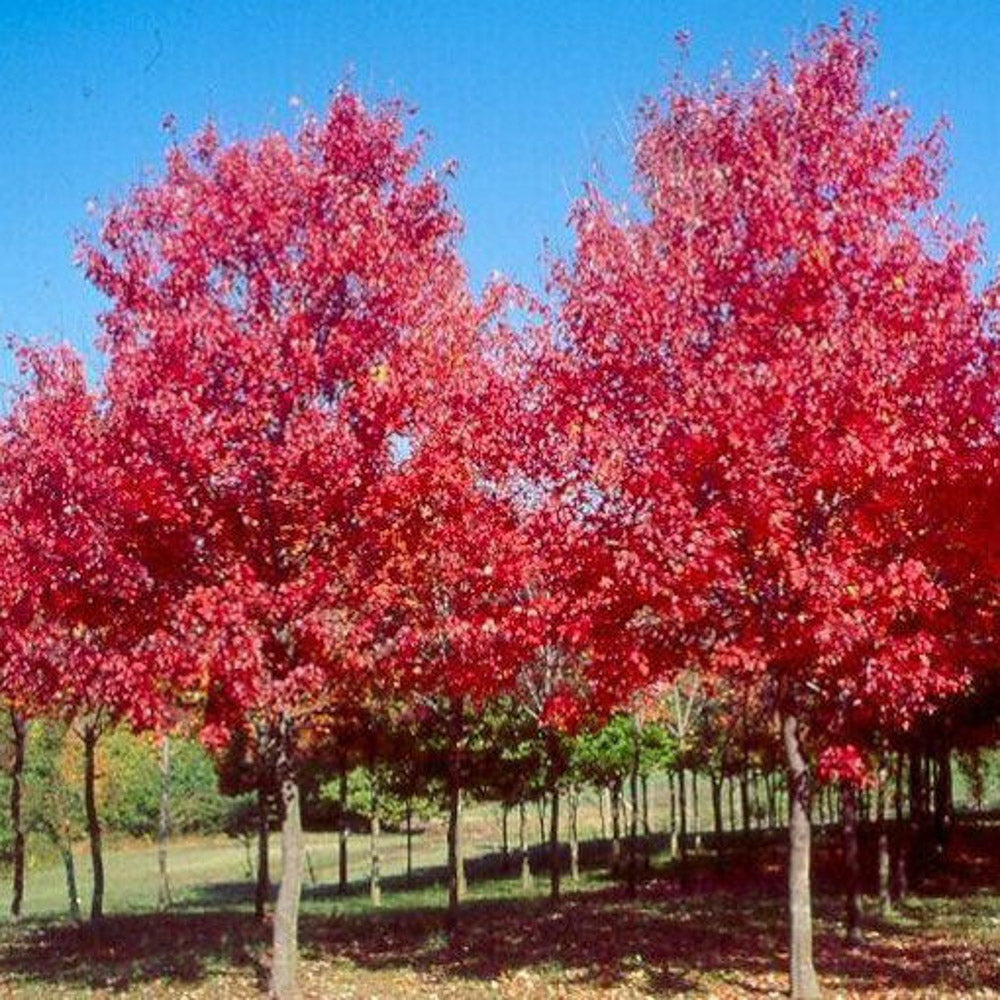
[85,93,492,997]
[551,19,992,997]
[361,444,543,923]
[0,345,184,921]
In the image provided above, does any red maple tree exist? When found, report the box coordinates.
[85,93,490,997]
[0,344,186,920]
[550,18,992,996]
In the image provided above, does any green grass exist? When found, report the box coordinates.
[0,783,654,919]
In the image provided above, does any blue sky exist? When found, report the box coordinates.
[1,1,997,383]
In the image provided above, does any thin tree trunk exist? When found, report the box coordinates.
[727,775,736,833]
[255,783,271,921]
[841,780,863,946]
[157,735,173,910]
[767,773,778,829]
[536,797,547,846]
[549,786,561,903]
[922,751,932,821]
[740,766,751,840]
[447,757,461,927]
[641,774,650,836]
[876,763,891,916]
[678,768,688,861]
[783,714,820,999]
[692,770,702,850]
[457,788,467,899]
[933,743,952,853]
[269,741,304,1000]
[519,799,532,891]
[668,771,678,858]
[627,756,639,897]
[60,842,81,921]
[446,700,468,918]
[406,799,414,885]
[9,711,26,921]
[569,785,580,883]
[907,746,923,885]
[337,765,348,895]
[894,751,908,901]
[598,785,607,839]
[369,771,381,908]
[710,773,724,844]
[501,804,510,873]
[610,780,623,873]
[83,724,104,924]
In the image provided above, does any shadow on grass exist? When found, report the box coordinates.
[0,911,269,992]
[0,823,996,996]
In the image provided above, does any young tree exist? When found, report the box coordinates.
[551,18,990,997]
[86,93,491,997]
[0,346,183,923]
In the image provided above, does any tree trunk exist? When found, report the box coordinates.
[83,724,104,924]
[783,714,820,999]
[767,773,778,829]
[692,770,702,850]
[641,774,650,836]
[840,780,863,946]
[598,785,607,839]
[750,770,761,829]
[933,743,952,854]
[256,783,271,921]
[9,711,26,921]
[610,780,623,873]
[668,771,678,858]
[893,751,908,901]
[740,767,751,840]
[549,786,561,904]
[457,788,467,899]
[536,797,547,846]
[157,735,173,910]
[447,760,461,927]
[449,697,468,911]
[519,799,532,892]
[269,750,304,1000]
[678,768,688,861]
[337,765,348,895]
[627,759,639,897]
[710,773,724,845]
[369,771,381,908]
[501,804,510,873]
[406,799,414,885]
[569,785,580,883]
[907,746,923,885]
[876,763,892,916]
[727,775,736,833]
[922,751,932,820]
[60,842,81,921]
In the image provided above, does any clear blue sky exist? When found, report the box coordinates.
[1,1,997,383]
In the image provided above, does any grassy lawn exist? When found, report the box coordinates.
[0,812,995,998]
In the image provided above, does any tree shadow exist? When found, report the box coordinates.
[0,911,268,992]
[1,821,995,996]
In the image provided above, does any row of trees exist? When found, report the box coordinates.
[11,695,991,928]
[1,16,997,999]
